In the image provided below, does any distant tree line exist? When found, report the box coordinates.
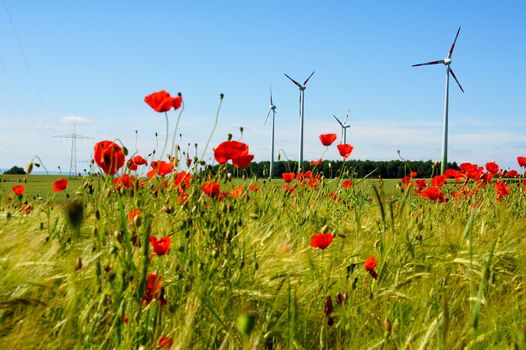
[2,166,26,175]
[211,160,460,179]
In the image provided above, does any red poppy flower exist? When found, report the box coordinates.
[364,256,377,272]
[485,161,499,175]
[310,233,334,250]
[337,144,354,159]
[142,273,166,306]
[52,178,68,193]
[479,172,493,186]
[145,90,182,113]
[149,236,171,256]
[174,171,192,190]
[444,169,466,181]
[229,185,244,199]
[310,159,323,166]
[126,159,138,171]
[401,176,411,186]
[93,140,125,175]
[127,209,140,221]
[506,170,518,178]
[421,187,447,202]
[282,172,295,183]
[159,336,174,349]
[202,181,220,197]
[494,180,510,197]
[431,175,446,187]
[342,180,353,189]
[319,133,337,146]
[11,185,25,196]
[415,179,426,189]
[132,155,147,165]
[232,153,254,169]
[249,184,261,191]
[410,171,417,178]
[214,141,249,164]
[114,174,134,190]
[147,160,174,179]
[517,156,526,168]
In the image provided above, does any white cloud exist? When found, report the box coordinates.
[60,115,91,124]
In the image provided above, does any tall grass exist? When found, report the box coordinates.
[0,173,525,349]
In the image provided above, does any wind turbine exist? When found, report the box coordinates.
[333,110,351,144]
[412,26,464,175]
[265,85,277,178]
[284,71,315,172]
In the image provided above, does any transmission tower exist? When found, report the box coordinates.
[54,124,92,177]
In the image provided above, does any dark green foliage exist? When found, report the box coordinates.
[3,166,26,175]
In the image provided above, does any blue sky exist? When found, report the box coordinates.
[0,0,525,173]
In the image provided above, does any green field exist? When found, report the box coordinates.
[0,175,84,200]
[1,171,525,349]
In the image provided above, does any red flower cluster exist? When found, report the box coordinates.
[144,90,182,113]
[214,141,254,169]
[517,156,526,168]
[114,174,135,190]
[94,140,125,175]
[494,179,510,202]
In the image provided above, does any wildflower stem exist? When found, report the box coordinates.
[201,94,224,161]
[170,101,185,160]
[160,112,169,161]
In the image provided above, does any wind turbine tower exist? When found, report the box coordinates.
[333,110,351,144]
[265,85,277,178]
[412,27,464,175]
[284,71,315,172]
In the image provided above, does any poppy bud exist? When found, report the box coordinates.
[114,230,122,243]
[75,257,83,271]
[134,214,142,227]
[237,314,256,336]
[63,199,84,230]
[227,133,233,141]
[384,318,392,336]
[240,126,244,134]
[178,92,182,98]
[323,296,333,317]
[220,93,224,100]
[26,162,34,175]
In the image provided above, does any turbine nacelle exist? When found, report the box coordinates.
[444,58,451,65]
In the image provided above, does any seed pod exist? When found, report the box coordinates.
[75,257,83,271]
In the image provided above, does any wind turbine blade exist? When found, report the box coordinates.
[270,84,273,105]
[343,110,350,124]
[284,73,302,88]
[448,27,461,59]
[333,115,343,127]
[264,109,272,124]
[303,71,315,86]
[412,60,445,67]
[449,67,464,93]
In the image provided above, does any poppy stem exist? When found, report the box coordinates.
[170,101,185,162]
[159,112,169,161]
[201,95,224,162]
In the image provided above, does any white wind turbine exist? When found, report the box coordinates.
[264,85,277,178]
[284,71,315,172]
[333,110,351,144]
[412,27,464,175]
